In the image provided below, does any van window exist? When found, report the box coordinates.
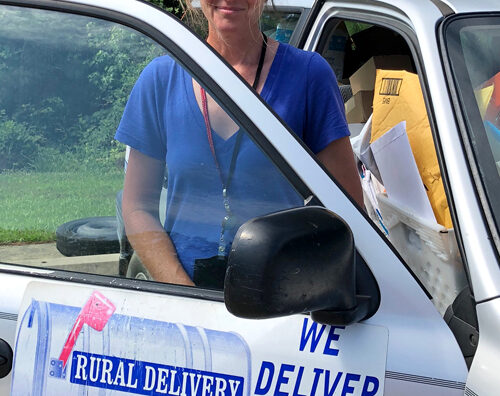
[0,5,305,290]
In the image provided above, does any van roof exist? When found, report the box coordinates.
[318,0,499,15]
[433,0,499,13]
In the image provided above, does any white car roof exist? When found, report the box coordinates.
[348,0,499,14]
[438,0,500,13]
[266,0,315,8]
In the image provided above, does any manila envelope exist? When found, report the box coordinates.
[370,69,452,228]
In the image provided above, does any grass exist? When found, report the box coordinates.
[0,170,124,244]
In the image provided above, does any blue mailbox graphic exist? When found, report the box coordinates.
[11,292,251,396]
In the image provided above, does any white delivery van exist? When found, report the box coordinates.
[0,0,499,395]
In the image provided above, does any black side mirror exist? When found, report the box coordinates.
[224,206,379,325]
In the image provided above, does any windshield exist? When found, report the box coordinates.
[444,15,500,239]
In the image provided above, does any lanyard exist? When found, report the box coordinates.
[200,33,268,256]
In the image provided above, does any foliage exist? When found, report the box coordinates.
[0,111,43,170]
[345,21,372,36]
[0,6,166,242]
[145,0,207,37]
[77,22,164,170]
[0,2,202,243]
[145,0,185,18]
[0,7,164,173]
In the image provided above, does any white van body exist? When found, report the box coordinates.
[0,0,498,395]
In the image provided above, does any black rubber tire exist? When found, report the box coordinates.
[56,216,119,257]
[126,252,152,281]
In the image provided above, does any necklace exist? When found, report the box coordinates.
[200,33,268,256]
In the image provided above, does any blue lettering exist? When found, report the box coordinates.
[70,351,244,396]
[299,318,326,353]
[292,366,306,396]
[361,376,379,396]
[255,361,275,395]
[323,326,345,356]
[342,373,361,396]
[275,364,295,396]
[310,368,323,396]
[324,371,343,396]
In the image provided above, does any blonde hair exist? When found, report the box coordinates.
[182,0,208,38]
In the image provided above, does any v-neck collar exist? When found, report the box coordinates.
[184,42,284,142]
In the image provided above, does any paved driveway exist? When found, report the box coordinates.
[0,243,119,275]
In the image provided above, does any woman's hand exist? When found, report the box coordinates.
[123,148,194,286]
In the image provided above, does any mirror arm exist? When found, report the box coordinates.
[311,250,380,326]
[311,295,374,326]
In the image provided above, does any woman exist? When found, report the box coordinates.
[115,0,363,287]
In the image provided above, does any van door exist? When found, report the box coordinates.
[0,1,466,395]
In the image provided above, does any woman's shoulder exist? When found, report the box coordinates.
[278,42,313,61]
[148,54,178,68]
[278,42,331,73]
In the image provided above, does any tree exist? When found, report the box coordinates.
[144,0,185,19]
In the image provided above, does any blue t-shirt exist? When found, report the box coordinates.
[115,43,349,277]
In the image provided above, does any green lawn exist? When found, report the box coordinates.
[0,170,124,244]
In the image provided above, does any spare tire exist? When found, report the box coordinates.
[56,216,119,257]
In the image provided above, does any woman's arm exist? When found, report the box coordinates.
[123,148,194,286]
[301,54,363,208]
[316,136,364,208]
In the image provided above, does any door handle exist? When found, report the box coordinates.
[0,338,13,378]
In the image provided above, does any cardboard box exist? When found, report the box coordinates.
[349,55,413,95]
[345,90,374,123]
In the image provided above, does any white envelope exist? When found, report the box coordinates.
[370,121,436,223]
